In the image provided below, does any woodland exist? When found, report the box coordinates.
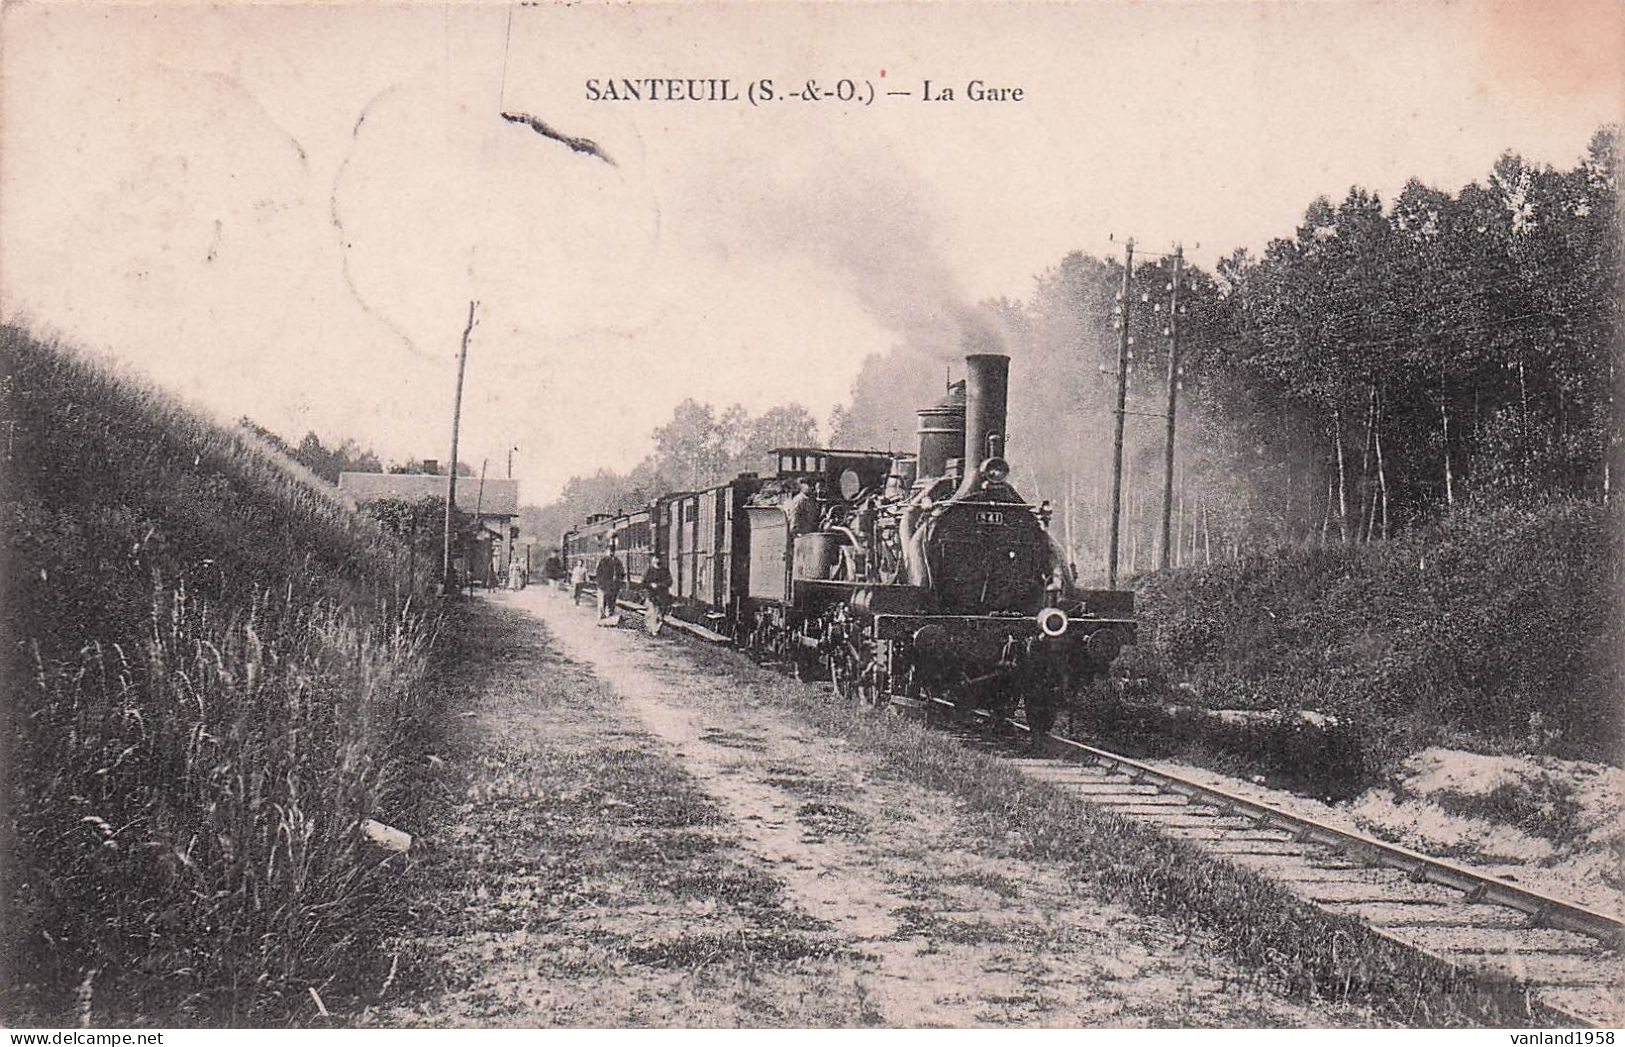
[472,130,1613,579]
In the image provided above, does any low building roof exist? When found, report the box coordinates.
[338,472,519,516]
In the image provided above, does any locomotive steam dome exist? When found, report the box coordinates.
[915,380,965,480]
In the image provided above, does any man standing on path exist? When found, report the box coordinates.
[594,545,625,623]
[641,553,674,636]
[570,560,589,605]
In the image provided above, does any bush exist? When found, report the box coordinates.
[1116,499,1622,786]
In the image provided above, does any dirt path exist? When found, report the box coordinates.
[374,589,1350,1027]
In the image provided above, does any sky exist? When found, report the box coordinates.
[2,0,1620,504]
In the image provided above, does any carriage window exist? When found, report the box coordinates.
[839,468,861,499]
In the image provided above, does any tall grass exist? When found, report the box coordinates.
[2,325,442,1023]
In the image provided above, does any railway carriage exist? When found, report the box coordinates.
[563,508,654,582]
[561,513,617,575]
[659,478,764,617]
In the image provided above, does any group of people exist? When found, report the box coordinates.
[569,548,673,636]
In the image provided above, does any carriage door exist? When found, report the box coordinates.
[664,501,681,594]
[720,490,737,607]
[697,489,721,606]
[682,497,701,601]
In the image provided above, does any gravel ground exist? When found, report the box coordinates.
[365,589,1366,1028]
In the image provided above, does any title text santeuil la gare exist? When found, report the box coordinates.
[584,77,1024,102]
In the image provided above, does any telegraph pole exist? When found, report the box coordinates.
[506,445,519,569]
[442,300,478,595]
[1108,239,1134,589]
[1159,246,1183,570]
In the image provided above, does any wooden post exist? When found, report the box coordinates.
[1064,471,1076,571]
[1159,247,1182,570]
[1108,240,1134,588]
[475,458,488,585]
[442,301,478,595]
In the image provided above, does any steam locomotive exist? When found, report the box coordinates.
[561,352,1135,733]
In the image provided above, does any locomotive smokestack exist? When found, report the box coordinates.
[962,353,1009,470]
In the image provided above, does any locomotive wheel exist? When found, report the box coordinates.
[1024,689,1059,735]
[794,647,828,682]
[1024,663,1069,737]
[827,652,852,698]
[785,628,813,679]
[827,643,864,701]
[1063,668,1098,734]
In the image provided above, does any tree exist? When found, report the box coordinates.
[732,404,820,470]
[522,125,1621,573]
[237,420,384,484]
[361,495,471,591]
[652,400,735,490]
[388,459,473,476]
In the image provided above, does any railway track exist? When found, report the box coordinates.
[944,708,1624,1028]
[612,592,1624,1025]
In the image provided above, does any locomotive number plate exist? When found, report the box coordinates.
[975,510,1006,525]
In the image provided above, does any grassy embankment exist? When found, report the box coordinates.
[1,326,446,1024]
[1092,501,1622,795]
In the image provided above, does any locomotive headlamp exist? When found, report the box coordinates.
[1037,607,1069,638]
[981,457,1010,483]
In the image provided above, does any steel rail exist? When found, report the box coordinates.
[971,708,1625,948]
[918,700,1619,1025]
